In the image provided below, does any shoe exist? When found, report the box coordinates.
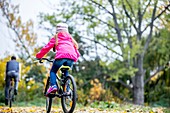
[5,98,8,105]
[14,89,17,95]
[46,85,57,96]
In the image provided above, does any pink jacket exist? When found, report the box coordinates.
[36,32,80,62]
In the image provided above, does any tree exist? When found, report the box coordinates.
[0,57,10,89]
[144,23,170,106]
[0,0,37,61]
[0,0,47,85]
[38,0,170,105]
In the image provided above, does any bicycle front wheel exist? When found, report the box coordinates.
[61,75,77,113]
[45,77,53,113]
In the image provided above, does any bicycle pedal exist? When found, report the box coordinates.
[48,93,56,98]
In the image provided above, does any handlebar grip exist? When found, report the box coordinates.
[39,59,43,63]
[38,58,53,63]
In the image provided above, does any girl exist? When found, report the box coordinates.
[36,23,80,96]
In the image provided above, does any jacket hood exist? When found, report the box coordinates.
[58,32,71,40]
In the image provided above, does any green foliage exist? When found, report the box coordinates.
[164,108,170,113]
[76,88,89,104]
[83,5,95,14]
[123,37,142,60]
[39,13,59,27]
[27,65,46,83]
[144,28,170,69]
[15,98,45,107]
[17,81,44,102]
[145,68,170,107]
[0,57,10,88]
[0,90,5,102]
[103,60,138,81]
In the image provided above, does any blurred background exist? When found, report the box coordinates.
[0,0,170,108]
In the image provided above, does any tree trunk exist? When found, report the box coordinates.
[133,54,144,105]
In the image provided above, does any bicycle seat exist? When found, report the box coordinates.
[59,66,71,71]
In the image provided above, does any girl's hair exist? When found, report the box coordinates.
[54,33,58,46]
[71,36,79,49]
[53,32,79,52]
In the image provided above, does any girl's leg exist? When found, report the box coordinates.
[47,59,74,95]
[50,59,67,86]
[63,59,74,76]
[47,59,68,95]
[63,59,74,92]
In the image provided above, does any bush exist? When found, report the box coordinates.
[0,89,5,103]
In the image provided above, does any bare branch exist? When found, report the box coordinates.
[88,0,113,15]
[125,0,136,18]
[1,2,33,60]
[141,0,151,19]
[86,0,122,34]
[137,1,142,40]
[84,14,116,29]
[118,79,133,92]
[122,0,138,33]
[143,0,158,55]
[122,17,132,48]
[142,3,170,33]
[144,66,164,84]
[11,25,32,59]
[154,3,170,20]
[108,0,123,44]
[82,36,122,57]
[139,0,151,37]
[86,0,123,47]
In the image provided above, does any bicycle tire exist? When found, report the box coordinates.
[44,77,50,95]
[61,75,77,113]
[45,77,52,113]
[46,97,52,113]
[9,88,13,108]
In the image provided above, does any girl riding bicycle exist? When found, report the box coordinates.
[36,23,80,96]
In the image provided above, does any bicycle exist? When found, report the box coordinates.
[37,58,77,113]
[8,79,15,108]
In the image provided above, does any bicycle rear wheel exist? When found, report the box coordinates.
[61,75,77,113]
[9,88,13,108]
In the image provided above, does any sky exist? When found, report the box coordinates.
[0,0,116,61]
[0,0,56,58]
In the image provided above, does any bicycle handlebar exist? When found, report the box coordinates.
[38,58,53,63]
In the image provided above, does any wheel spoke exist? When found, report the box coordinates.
[61,75,76,113]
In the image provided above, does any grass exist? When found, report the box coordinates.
[87,101,168,112]
[0,98,45,107]
[15,98,45,107]
[163,108,170,113]
[0,99,169,113]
